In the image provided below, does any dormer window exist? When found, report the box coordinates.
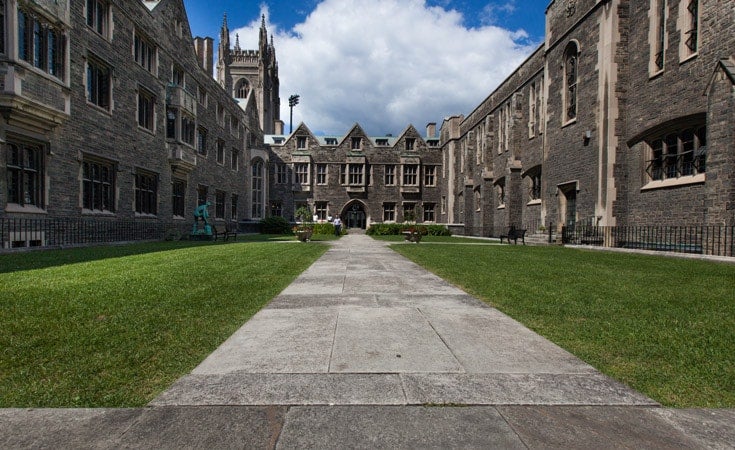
[325,138,338,145]
[376,139,389,146]
[296,136,307,150]
[351,137,362,150]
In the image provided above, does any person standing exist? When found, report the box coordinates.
[333,216,342,236]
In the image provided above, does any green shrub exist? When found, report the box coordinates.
[312,223,336,235]
[260,216,292,234]
[366,223,451,236]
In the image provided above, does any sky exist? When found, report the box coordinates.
[181,0,550,136]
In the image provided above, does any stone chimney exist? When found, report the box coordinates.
[193,37,214,76]
[274,120,285,135]
[426,122,437,138]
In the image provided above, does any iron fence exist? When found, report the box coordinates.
[0,217,170,251]
[562,225,735,257]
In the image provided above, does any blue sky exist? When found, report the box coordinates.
[182,0,550,135]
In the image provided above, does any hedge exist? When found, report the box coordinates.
[366,223,451,236]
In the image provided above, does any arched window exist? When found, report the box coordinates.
[235,78,250,99]
[251,160,264,219]
[563,41,579,123]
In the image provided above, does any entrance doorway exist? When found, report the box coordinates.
[558,183,577,229]
[342,202,366,229]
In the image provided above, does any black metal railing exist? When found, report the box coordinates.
[562,225,735,257]
[0,217,169,251]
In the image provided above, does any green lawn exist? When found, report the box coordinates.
[391,243,735,408]
[371,235,495,244]
[0,240,327,407]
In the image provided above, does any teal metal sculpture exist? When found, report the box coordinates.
[191,202,213,238]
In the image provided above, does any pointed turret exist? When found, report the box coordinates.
[216,13,233,93]
[259,14,268,55]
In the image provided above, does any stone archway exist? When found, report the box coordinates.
[341,201,367,229]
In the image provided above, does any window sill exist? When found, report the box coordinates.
[641,173,705,191]
[679,52,698,65]
[137,125,155,136]
[5,204,47,214]
[135,213,158,219]
[497,204,506,210]
[86,101,113,116]
[15,60,68,88]
[82,209,115,216]
[526,199,542,206]
[648,69,664,80]
[561,118,577,128]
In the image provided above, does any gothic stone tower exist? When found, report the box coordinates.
[217,14,281,134]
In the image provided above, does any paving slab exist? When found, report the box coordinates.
[419,306,598,373]
[496,406,699,449]
[192,308,338,374]
[0,408,142,449]
[267,293,379,309]
[112,406,285,449]
[277,406,526,449]
[652,408,735,450]
[329,306,463,373]
[151,373,407,406]
[402,373,658,406]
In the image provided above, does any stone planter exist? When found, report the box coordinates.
[295,230,312,242]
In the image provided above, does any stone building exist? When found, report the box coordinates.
[442,0,735,237]
[2,0,733,248]
[216,14,281,135]
[266,123,443,228]
[0,0,267,245]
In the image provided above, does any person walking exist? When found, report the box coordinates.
[333,216,342,236]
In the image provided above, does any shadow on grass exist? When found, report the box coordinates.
[0,234,299,274]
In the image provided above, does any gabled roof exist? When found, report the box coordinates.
[338,123,370,146]
[395,124,426,145]
[706,58,735,94]
[286,123,316,145]
[141,0,161,12]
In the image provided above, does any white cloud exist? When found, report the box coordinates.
[480,1,518,26]
[232,0,535,136]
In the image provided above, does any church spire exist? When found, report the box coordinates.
[220,13,230,50]
[234,33,241,52]
[216,12,232,94]
[259,14,267,54]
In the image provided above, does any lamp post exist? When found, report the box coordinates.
[288,94,300,134]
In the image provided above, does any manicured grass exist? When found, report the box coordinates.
[371,235,494,244]
[391,243,735,407]
[0,240,327,407]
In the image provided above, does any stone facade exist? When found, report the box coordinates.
[0,0,264,238]
[442,0,735,236]
[266,123,443,228]
[2,0,733,245]
[216,14,281,135]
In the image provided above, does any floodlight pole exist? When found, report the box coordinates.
[288,94,300,134]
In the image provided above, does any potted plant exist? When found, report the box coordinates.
[293,205,314,242]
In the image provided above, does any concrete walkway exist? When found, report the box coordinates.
[2,234,734,448]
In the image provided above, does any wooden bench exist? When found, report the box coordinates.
[213,223,238,241]
[499,227,526,245]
